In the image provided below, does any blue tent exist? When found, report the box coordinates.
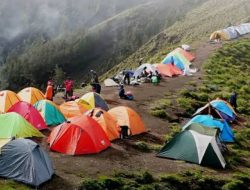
[183,115,235,142]
[210,100,236,121]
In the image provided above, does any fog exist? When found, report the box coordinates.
[0,0,151,40]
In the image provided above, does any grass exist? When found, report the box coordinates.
[0,180,29,190]
[78,170,250,190]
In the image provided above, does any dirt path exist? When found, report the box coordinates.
[41,41,221,189]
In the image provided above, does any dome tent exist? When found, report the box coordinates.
[7,101,48,131]
[80,92,109,111]
[0,90,21,113]
[60,101,89,119]
[0,139,54,186]
[18,87,45,105]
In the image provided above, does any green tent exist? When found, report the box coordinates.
[158,130,226,168]
[34,100,66,126]
[0,112,44,138]
[182,123,219,136]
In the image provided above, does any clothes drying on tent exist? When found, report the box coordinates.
[155,64,183,77]
[49,115,111,155]
[34,100,66,126]
[108,106,146,135]
[158,130,226,168]
[104,78,119,87]
[0,112,44,138]
[80,92,109,111]
[0,90,21,113]
[60,101,89,119]
[193,99,236,122]
[0,139,54,186]
[18,87,45,105]
[86,108,120,141]
[7,101,48,130]
[133,63,156,79]
[182,115,234,143]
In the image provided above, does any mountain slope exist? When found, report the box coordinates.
[105,0,250,76]
[0,0,207,90]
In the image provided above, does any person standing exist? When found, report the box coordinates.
[123,70,130,85]
[45,81,53,101]
[229,91,238,112]
[90,70,101,94]
[64,77,74,99]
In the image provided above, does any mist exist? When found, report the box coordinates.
[0,0,151,40]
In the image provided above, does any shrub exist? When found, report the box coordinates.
[150,109,167,119]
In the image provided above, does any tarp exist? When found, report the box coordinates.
[155,64,183,77]
[158,130,226,168]
[0,139,54,186]
[60,101,89,119]
[0,90,20,113]
[133,63,156,78]
[18,87,45,105]
[0,112,44,138]
[80,92,109,111]
[87,108,120,141]
[7,101,48,130]
[183,115,234,143]
[49,115,111,155]
[108,106,146,135]
[104,79,119,87]
[34,100,66,126]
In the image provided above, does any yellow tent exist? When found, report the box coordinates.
[18,87,45,105]
[0,90,21,113]
[80,92,109,111]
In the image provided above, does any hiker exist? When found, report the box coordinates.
[90,70,99,84]
[64,77,74,99]
[119,85,133,100]
[229,91,238,111]
[147,71,153,80]
[151,75,159,85]
[141,67,148,77]
[155,70,161,81]
[139,58,143,66]
[123,70,130,85]
[45,82,53,101]
[119,125,130,139]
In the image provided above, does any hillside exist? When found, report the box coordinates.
[106,0,250,76]
[0,0,207,90]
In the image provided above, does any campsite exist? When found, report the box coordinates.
[0,0,250,189]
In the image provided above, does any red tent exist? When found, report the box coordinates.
[155,64,183,77]
[175,48,195,62]
[7,101,48,130]
[48,115,110,155]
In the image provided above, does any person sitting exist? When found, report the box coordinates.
[119,85,133,100]
[147,71,153,80]
[151,75,159,85]
[141,67,148,77]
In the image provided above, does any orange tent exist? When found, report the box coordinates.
[87,108,120,141]
[60,101,89,119]
[155,64,183,77]
[18,87,45,105]
[0,90,21,113]
[174,48,195,62]
[108,106,146,135]
[48,115,110,155]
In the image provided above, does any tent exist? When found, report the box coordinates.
[60,101,89,119]
[87,108,120,141]
[34,100,66,126]
[183,115,234,143]
[162,50,192,71]
[133,63,156,79]
[234,23,250,35]
[0,112,44,138]
[7,101,48,130]
[183,123,219,137]
[80,92,109,111]
[171,48,195,62]
[104,79,119,87]
[0,90,21,113]
[158,130,226,168]
[210,27,238,41]
[193,99,236,122]
[108,106,146,135]
[0,139,53,186]
[155,64,183,77]
[18,87,45,105]
[49,115,110,155]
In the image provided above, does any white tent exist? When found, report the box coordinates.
[234,23,250,35]
[223,27,238,39]
[104,78,119,87]
[133,63,156,78]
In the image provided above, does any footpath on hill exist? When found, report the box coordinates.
[43,41,222,189]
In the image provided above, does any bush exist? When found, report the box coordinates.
[150,109,167,119]
[134,142,151,152]
[222,180,244,190]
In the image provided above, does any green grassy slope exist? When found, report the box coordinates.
[105,0,250,77]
